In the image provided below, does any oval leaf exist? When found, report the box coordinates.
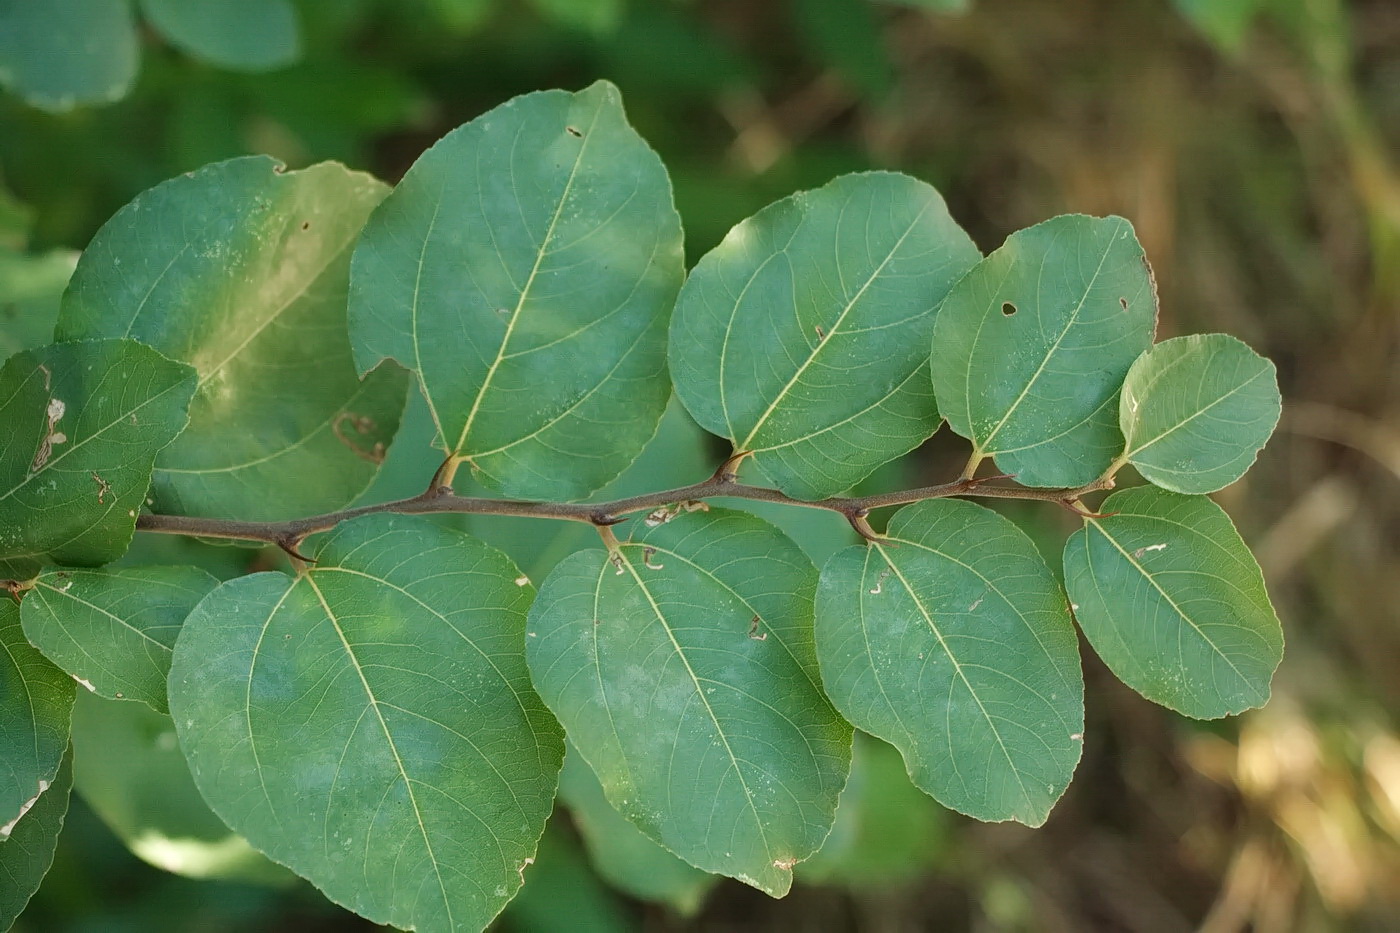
[669,172,980,500]
[0,750,71,930]
[816,499,1083,825]
[168,514,564,932]
[57,157,409,521]
[140,0,300,71]
[526,509,852,895]
[557,745,716,914]
[349,80,684,500]
[0,338,196,570]
[1063,486,1284,719]
[0,0,138,112]
[930,214,1157,486]
[1119,333,1281,494]
[1,599,75,832]
[71,692,289,883]
[21,566,217,712]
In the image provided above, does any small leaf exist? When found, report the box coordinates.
[1119,333,1281,494]
[140,0,300,72]
[349,80,684,500]
[670,172,980,499]
[70,691,290,883]
[168,514,563,932]
[0,0,139,112]
[816,499,1084,825]
[526,508,852,896]
[0,339,195,570]
[1063,486,1284,719]
[57,156,409,522]
[21,566,218,713]
[0,749,71,930]
[1,600,75,832]
[558,745,716,914]
[930,214,1157,486]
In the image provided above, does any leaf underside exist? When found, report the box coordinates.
[168,514,564,933]
[526,508,853,895]
[930,214,1157,486]
[670,171,981,500]
[816,499,1083,825]
[1063,486,1283,719]
[349,80,685,500]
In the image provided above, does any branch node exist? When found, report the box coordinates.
[277,536,317,564]
[845,510,883,543]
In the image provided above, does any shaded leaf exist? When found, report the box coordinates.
[816,499,1083,825]
[930,214,1157,486]
[0,749,71,931]
[70,691,290,883]
[799,732,948,889]
[140,0,301,72]
[670,172,979,499]
[526,508,852,896]
[1,600,74,833]
[349,80,684,500]
[0,0,138,112]
[168,514,564,932]
[57,156,409,521]
[1119,333,1281,494]
[1063,486,1283,719]
[21,566,218,712]
[500,827,636,933]
[0,339,196,570]
[558,745,716,914]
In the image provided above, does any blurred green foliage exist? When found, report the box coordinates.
[3,0,1398,930]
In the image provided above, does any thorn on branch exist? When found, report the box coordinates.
[845,509,883,543]
[591,511,626,527]
[277,536,317,564]
[1057,498,1117,520]
[714,450,752,484]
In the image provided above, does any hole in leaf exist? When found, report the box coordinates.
[1001,302,1017,316]
[301,221,310,231]
[566,126,583,138]
[1119,297,1128,310]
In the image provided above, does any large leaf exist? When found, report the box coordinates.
[0,751,71,931]
[57,157,409,521]
[557,745,716,914]
[70,692,289,883]
[21,566,218,713]
[168,514,564,932]
[0,0,138,112]
[526,508,852,896]
[349,81,684,500]
[816,499,1083,825]
[670,171,980,500]
[1063,486,1284,719]
[140,0,300,71]
[1118,333,1281,494]
[0,339,196,572]
[1,600,74,833]
[930,214,1157,486]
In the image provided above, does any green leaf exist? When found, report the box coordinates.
[349,81,684,500]
[1063,486,1283,719]
[0,339,196,570]
[500,827,635,933]
[1,600,74,833]
[526,0,623,34]
[1173,0,1265,52]
[557,745,716,914]
[0,0,139,112]
[140,0,301,72]
[1118,334,1281,494]
[0,248,77,360]
[930,214,1157,486]
[70,692,290,883]
[526,508,852,896]
[816,499,1084,825]
[57,157,409,521]
[168,514,564,932]
[0,749,71,930]
[799,732,947,889]
[20,566,218,713]
[670,172,980,500]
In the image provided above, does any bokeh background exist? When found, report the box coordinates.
[2,0,1398,930]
